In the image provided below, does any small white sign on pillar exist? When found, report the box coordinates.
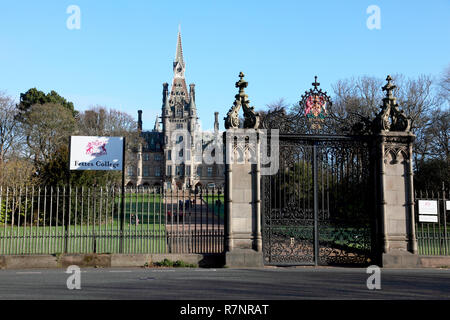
[446,201,450,211]
[70,136,124,171]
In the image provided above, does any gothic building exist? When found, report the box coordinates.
[126,30,225,190]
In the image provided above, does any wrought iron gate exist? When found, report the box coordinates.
[261,135,375,266]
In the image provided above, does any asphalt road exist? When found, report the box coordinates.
[0,267,449,300]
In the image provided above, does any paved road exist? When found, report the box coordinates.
[0,267,449,300]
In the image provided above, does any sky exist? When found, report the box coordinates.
[0,0,449,131]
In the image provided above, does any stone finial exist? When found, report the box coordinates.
[372,75,411,133]
[224,72,260,129]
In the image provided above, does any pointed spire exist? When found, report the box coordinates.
[174,26,185,69]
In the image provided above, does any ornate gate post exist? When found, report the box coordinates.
[373,76,418,267]
[223,72,263,267]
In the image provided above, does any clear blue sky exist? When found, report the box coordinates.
[0,0,449,130]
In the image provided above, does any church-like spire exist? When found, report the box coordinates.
[175,26,184,67]
[171,27,188,102]
[173,26,185,78]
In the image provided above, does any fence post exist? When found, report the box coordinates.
[442,182,448,255]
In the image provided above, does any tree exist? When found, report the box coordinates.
[0,157,36,187]
[76,106,138,138]
[0,92,22,165]
[437,65,450,105]
[331,76,384,120]
[22,103,76,165]
[17,88,76,118]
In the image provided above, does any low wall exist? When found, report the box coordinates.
[0,254,448,269]
[0,253,225,270]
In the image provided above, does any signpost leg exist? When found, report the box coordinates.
[120,137,126,253]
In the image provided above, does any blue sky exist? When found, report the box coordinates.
[0,0,449,130]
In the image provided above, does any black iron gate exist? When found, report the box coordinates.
[262,134,375,266]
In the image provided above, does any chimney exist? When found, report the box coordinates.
[214,112,219,132]
[138,110,143,132]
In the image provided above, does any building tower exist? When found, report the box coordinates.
[161,28,198,189]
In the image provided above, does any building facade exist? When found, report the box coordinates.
[126,30,225,190]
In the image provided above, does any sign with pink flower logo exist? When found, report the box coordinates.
[70,136,124,171]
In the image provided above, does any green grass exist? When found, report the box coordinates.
[0,223,167,254]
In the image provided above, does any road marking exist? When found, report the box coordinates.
[194,269,217,272]
[109,270,132,273]
[16,272,42,274]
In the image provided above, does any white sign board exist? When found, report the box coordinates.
[418,215,438,223]
[70,136,124,171]
[447,201,450,211]
[418,200,438,215]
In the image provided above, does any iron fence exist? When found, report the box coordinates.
[415,187,449,256]
[0,185,224,255]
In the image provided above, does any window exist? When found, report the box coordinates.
[176,124,183,129]
[207,167,213,177]
[143,154,149,161]
[137,168,140,176]
[197,166,202,177]
[167,166,172,176]
[143,166,149,177]
[186,165,191,176]
[127,166,134,177]
[167,150,172,160]
[155,167,161,177]
[186,150,191,160]
[176,165,184,176]
[155,154,162,161]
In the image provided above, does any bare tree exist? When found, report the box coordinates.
[332,76,384,120]
[76,105,138,138]
[0,92,22,164]
[437,65,450,104]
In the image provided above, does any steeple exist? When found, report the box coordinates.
[170,27,189,108]
[173,26,185,79]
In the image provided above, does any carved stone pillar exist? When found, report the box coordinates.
[223,73,263,267]
[375,132,418,266]
[372,76,418,267]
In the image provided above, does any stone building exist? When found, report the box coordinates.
[126,30,225,190]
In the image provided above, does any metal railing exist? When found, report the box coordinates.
[415,187,449,256]
[0,186,224,255]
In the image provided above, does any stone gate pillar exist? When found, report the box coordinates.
[223,72,263,267]
[373,76,418,267]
